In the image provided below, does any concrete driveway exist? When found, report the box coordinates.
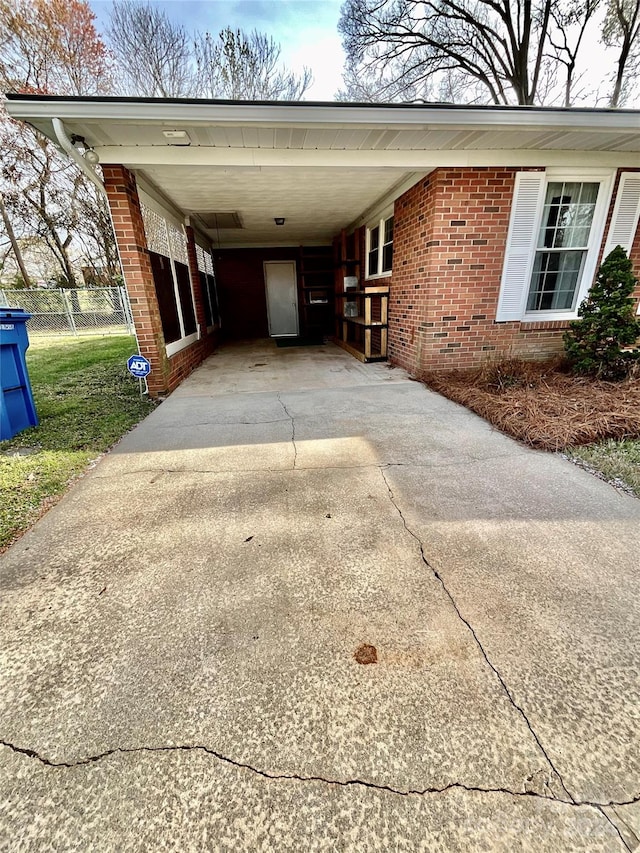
[1,341,639,852]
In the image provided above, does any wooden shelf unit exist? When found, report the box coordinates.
[298,246,334,338]
[335,286,390,362]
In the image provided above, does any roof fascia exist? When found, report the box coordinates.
[5,97,640,133]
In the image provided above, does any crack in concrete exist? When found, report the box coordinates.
[378,467,575,805]
[89,454,522,481]
[596,806,635,852]
[612,804,640,837]
[91,467,295,479]
[1,739,638,814]
[276,394,297,469]
[608,805,640,852]
[143,418,292,430]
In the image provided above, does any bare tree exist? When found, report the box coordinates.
[107,1,196,97]
[0,189,31,286]
[0,0,112,96]
[194,28,312,100]
[0,0,117,287]
[3,132,79,285]
[547,0,601,106]
[107,5,312,101]
[338,0,605,105]
[603,0,640,105]
[73,178,121,282]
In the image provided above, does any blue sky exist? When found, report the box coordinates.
[89,0,346,99]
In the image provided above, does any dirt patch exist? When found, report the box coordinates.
[354,643,378,665]
[422,359,640,452]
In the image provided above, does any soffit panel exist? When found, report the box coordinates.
[386,129,461,150]
[613,137,640,151]
[537,130,636,150]
[83,122,640,152]
[141,164,412,246]
[26,114,640,153]
[275,127,293,148]
[331,129,372,149]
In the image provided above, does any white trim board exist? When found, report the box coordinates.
[94,146,640,169]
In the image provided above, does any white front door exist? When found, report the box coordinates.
[264,261,299,337]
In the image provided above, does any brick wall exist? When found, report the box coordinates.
[387,166,640,375]
[104,165,216,396]
[214,248,291,339]
[104,165,170,394]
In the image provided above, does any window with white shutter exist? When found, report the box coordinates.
[496,170,615,322]
[496,172,545,321]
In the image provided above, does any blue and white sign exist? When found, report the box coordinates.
[127,354,151,378]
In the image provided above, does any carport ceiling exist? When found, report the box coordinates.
[141,164,416,246]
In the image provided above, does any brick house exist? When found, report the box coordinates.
[7,95,640,395]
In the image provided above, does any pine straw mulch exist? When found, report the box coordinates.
[421,358,640,451]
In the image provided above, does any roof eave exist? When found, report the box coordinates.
[5,95,640,134]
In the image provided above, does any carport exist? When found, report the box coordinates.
[6,95,640,394]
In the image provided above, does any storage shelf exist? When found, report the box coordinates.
[299,245,334,339]
[334,338,386,363]
[345,286,389,295]
[340,316,385,327]
[335,286,389,362]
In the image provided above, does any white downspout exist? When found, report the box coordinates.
[52,117,105,194]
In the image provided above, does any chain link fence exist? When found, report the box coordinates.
[0,287,135,336]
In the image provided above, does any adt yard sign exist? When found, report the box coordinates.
[127,354,151,378]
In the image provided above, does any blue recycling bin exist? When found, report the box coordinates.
[0,308,38,441]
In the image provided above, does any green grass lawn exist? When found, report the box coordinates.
[0,335,155,551]
[568,439,640,497]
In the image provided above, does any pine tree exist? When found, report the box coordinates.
[564,245,640,379]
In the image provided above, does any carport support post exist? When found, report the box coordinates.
[103,165,171,396]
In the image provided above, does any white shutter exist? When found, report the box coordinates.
[603,172,640,259]
[496,171,546,322]
[603,173,640,315]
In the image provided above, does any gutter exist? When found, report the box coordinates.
[52,117,105,194]
[5,98,638,134]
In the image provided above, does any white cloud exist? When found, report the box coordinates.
[281,32,345,100]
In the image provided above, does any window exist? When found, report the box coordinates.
[140,198,199,356]
[527,182,599,312]
[148,251,181,344]
[366,215,393,278]
[496,171,614,323]
[195,243,220,330]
